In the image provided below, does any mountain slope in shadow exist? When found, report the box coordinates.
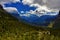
[53,11,60,29]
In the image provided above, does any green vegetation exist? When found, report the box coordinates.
[0,7,60,40]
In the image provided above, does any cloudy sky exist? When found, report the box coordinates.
[0,0,60,10]
[0,0,20,3]
[0,0,59,17]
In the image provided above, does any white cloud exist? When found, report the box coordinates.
[22,0,51,12]
[0,0,59,17]
[21,0,59,17]
[0,0,20,12]
[19,9,59,17]
[20,13,30,17]
[22,0,34,5]
[0,0,20,4]
[22,0,60,10]
[12,0,20,2]
[3,7,19,13]
[20,11,24,13]
[22,0,46,5]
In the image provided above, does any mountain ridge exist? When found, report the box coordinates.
[0,4,60,40]
[53,11,60,29]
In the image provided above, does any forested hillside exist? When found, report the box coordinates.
[0,4,60,40]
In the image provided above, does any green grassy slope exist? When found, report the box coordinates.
[0,5,60,40]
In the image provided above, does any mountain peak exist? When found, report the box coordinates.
[0,4,3,9]
[58,11,60,16]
